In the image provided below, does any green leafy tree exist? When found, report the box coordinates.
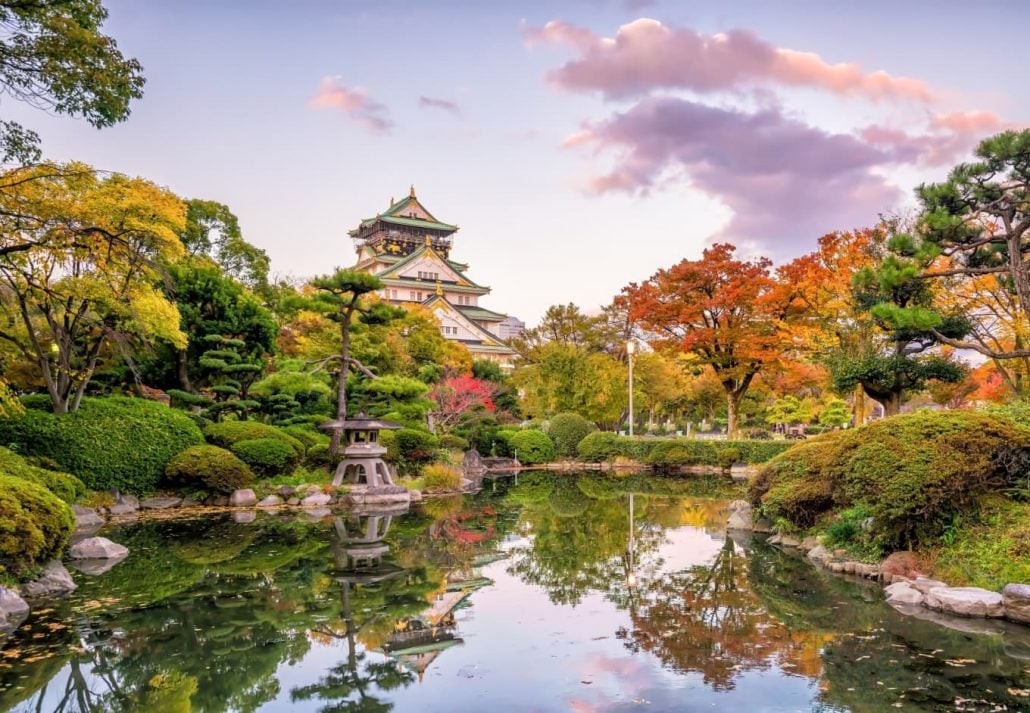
[0,0,144,164]
[818,398,850,429]
[178,199,270,288]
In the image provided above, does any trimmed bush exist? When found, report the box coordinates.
[575,433,791,465]
[439,434,470,451]
[305,443,332,468]
[0,474,73,578]
[386,428,440,470]
[229,438,300,477]
[0,396,204,493]
[165,445,254,494]
[203,421,305,457]
[0,447,84,503]
[645,441,695,471]
[281,425,330,451]
[421,463,462,491]
[717,447,742,469]
[749,410,1030,550]
[547,413,596,458]
[509,429,556,464]
[577,432,622,462]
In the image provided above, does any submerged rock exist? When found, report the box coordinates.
[69,536,129,560]
[229,489,257,507]
[925,586,1005,618]
[232,509,257,523]
[71,554,128,576]
[1002,583,1030,624]
[21,561,76,599]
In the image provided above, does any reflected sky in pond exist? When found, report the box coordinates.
[1,472,1027,712]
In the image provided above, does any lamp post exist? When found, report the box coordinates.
[626,340,636,437]
[626,493,637,588]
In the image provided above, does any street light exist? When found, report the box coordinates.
[626,340,636,437]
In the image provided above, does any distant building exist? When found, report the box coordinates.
[349,187,517,367]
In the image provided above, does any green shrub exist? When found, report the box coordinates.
[0,396,204,493]
[547,413,596,458]
[229,438,300,477]
[305,443,332,468]
[439,434,470,451]
[717,447,742,469]
[0,447,84,503]
[577,432,622,462]
[281,425,330,451]
[510,429,555,464]
[165,446,254,494]
[988,400,1030,428]
[386,429,440,470]
[644,441,695,471]
[750,410,1030,550]
[421,463,462,491]
[0,474,73,578]
[203,421,305,457]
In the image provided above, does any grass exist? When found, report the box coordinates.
[928,496,1030,591]
[256,466,332,492]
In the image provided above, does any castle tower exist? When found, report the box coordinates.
[349,187,518,367]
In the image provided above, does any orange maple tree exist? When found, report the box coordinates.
[623,243,791,435]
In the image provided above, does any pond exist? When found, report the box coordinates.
[1,472,1028,712]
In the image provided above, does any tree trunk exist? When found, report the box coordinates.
[176,349,193,392]
[852,384,866,426]
[878,392,902,417]
[726,391,742,437]
[330,310,353,457]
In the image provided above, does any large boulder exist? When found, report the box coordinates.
[228,489,257,507]
[69,537,129,560]
[911,577,949,595]
[925,586,1005,618]
[301,492,332,508]
[884,581,924,606]
[0,587,29,633]
[21,561,76,598]
[1002,583,1030,624]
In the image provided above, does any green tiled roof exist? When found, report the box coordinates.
[456,305,507,322]
[377,215,457,231]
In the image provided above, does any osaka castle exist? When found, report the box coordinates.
[349,187,521,367]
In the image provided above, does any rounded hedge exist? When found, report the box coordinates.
[717,447,742,469]
[386,428,440,466]
[547,413,596,458]
[0,396,204,493]
[229,438,300,477]
[165,445,254,494]
[203,421,305,457]
[577,432,621,462]
[281,425,329,452]
[439,434,470,451]
[305,443,332,468]
[0,474,73,578]
[0,447,85,503]
[509,429,556,464]
[645,441,695,470]
[749,410,1030,550]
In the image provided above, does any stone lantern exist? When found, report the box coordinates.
[321,412,402,487]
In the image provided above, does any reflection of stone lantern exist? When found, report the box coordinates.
[321,412,402,487]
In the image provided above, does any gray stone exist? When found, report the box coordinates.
[884,581,924,606]
[800,536,820,551]
[409,489,423,503]
[0,586,29,632]
[72,505,104,528]
[806,544,831,565]
[726,509,752,531]
[232,509,256,523]
[21,561,76,598]
[728,499,751,513]
[141,497,182,510]
[304,507,332,521]
[844,561,857,574]
[277,485,296,498]
[109,494,140,516]
[779,535,801,548]
[925,586,1005,618]
[257,494,283,507]
[1002,583,1030,624]
[69,537,128,560]
[229,489,257,507]
[751,517,774,534]
[287,497,301,506]
[70,553,128,575]
[912,577,949,595]
[767,533,782,545]
[301,492,332,507]
[829,562,845,573]
[180,496,201,508]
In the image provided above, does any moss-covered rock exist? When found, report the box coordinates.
[0,474,73,578]
[165,445,254,494]
[750,410,1030,551]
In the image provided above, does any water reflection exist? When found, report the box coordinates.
[0,472,1026,713]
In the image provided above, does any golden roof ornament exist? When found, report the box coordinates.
[435,281,443,296]
[389,196,394,206]
[410,184,416,199]
[424,235,432,246]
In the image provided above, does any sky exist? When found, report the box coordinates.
[9,0,1030,324]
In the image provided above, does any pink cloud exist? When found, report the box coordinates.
[859,110,1012,165]
[418,95,461,115]
[309,76,392,133]
[525,18,935,103]
[569,97,902,252]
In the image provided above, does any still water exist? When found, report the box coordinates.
[1,472,1027,712]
